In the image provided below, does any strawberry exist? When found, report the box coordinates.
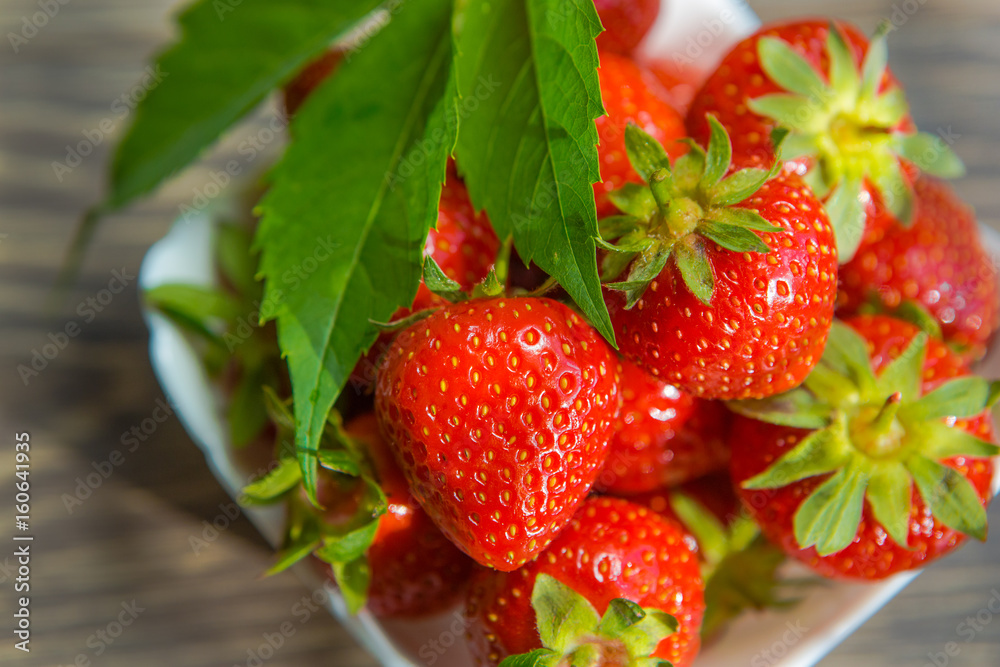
[687,20,964,261]
[729,315,998,579]
[283,49,342,116]
[595,52,687,218]
[838,176,1000,362]
[595,357,731,495]
[349,173,499,390]
[333,413,474,617]
[601,119,838,400]
[375,297,622,571]
[465,496,705,667]
[593,0,661,55]
[645,58,705,115]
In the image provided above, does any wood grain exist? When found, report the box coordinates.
[0,0,998,665]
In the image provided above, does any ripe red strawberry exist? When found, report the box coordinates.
[645,58,705,115]
[283,49,342,116]
[465,496,705,667]
[375,297,621,571]
[595,358,731,495]
[838,176,1000,362]
[593,0,661,55]
[350,174,499,389]
[595,52,687,218]
[729,315,998,580]
[687,20,964,261]
[602,120,837,400]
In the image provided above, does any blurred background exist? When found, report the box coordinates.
[1,0,999,665]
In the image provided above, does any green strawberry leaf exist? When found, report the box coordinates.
[423,255,467,303]
[228,365,269,448]
[532,574,602,653]
[825,22,860,97]
[820,321,878,395]
[918,420,1000,461]
[607,246,672,308]
[625,122,673,182]
[700,116,732,189]
[698,221,771,254]
[330,555,371,615]
[823,178,866,262]
[608,184,658,221]
[674,239,714,306]
[709,164,778,208]
[317,449,362,477]
[866,460,913,548]
[705,207,782,233]
[875,332,927,401]
[144,283,243,325]
[265,518,322,576]
[893,132,966,179]
[255,0,457,503]
[499,650,555,667]
[907,455,988,541]
[99,0,382,214]
[742,415,853,490]
[316,518,382,564]
[453,0,614,345]
[726,388,831,430]
[757,36,827,98]
[669,492,729,565]
[216,223,259,297]
[902,376,993,421]
[241,458,303,504]
[793,464,869,556]
[598,598,648,637]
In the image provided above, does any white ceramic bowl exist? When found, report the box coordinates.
[139,2,1000,665]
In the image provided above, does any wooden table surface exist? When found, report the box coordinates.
[2,0,999,665]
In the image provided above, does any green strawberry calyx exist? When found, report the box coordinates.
[240,392,387,614]
[729,321,1000,556]
[750,21,965,262]
[499,574,677,667]
[668,493,800,639]
[601,117,785,308]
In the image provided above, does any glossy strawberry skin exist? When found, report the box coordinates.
[318,414,474,617]
[606,167,838,400]
[593,0,661,55]
[839,177,1000,361]
[686,20,914,237]
[729,315,996,580]
[375,297,622,571]
[349,175,499,390]
[465,497,705,667]
[596,358,731,494]
[596,52,687,218]
[283,49,342,116]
